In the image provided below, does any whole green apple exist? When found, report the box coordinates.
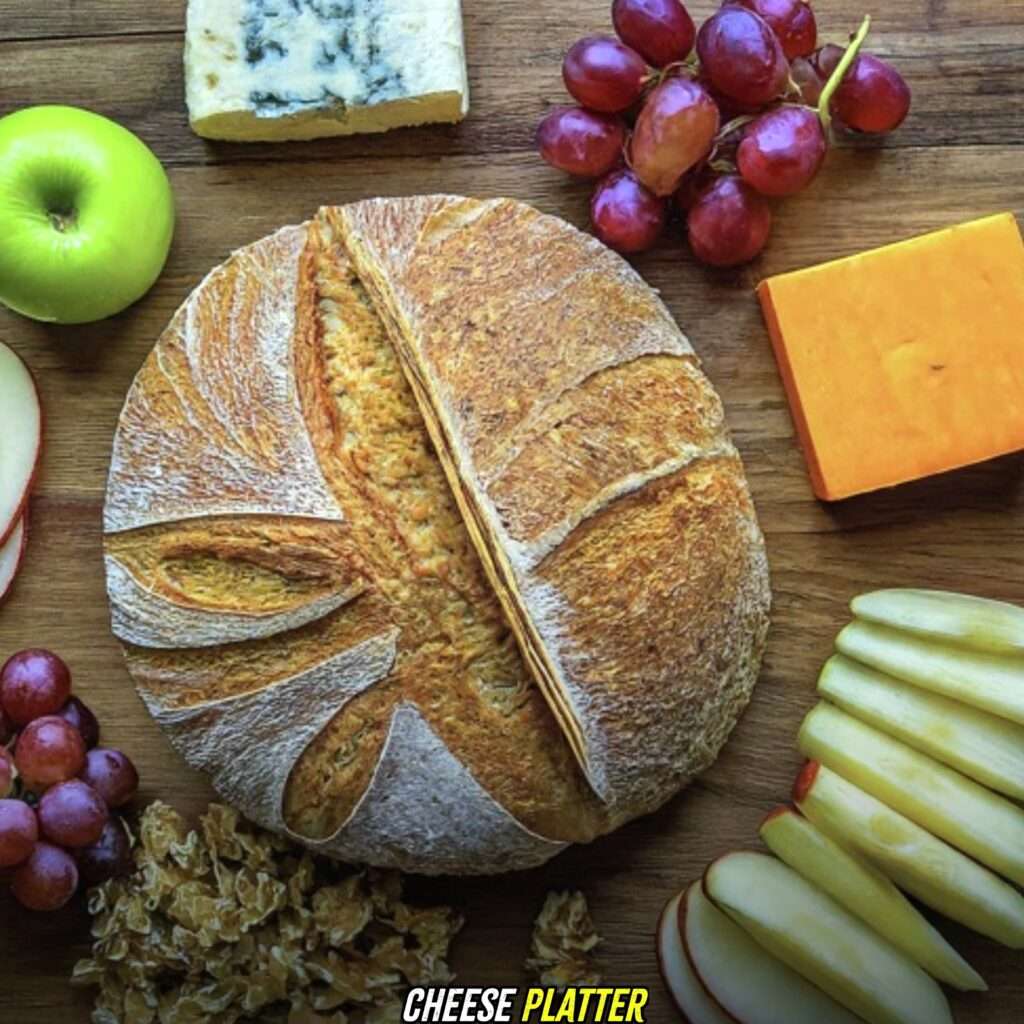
[0,106,175,324]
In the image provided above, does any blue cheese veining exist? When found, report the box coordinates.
[185,0,469,141]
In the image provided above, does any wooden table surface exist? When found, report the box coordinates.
[1,1,1023,1021]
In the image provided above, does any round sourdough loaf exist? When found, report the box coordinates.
[103,196,771,874]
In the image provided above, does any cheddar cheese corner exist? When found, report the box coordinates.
[759,213,1024,501]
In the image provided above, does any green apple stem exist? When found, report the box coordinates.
[818,15,872,138]
[48,208,77,233]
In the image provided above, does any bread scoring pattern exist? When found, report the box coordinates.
[104,196,770,874]
[332,197,771,819]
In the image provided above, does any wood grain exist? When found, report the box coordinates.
[1,1,1023,1021]
[1,2,1023,164]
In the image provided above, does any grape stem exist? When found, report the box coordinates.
[818,15,872,138]
[717,114,757,142]
[654,57,698,87]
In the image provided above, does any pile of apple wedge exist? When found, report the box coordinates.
[658,588,1024,1024]
[0,341,42,604]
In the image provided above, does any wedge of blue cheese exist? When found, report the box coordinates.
[185,0,470,141]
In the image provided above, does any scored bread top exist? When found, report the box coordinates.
[104,226,342,533]
[328,197,771,820]
[104,196,770,874]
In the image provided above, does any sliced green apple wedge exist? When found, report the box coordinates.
[837,619,1024,725]
[795,761,1024,948]
[704,851,952,1024]
[799,701,1024,886]
[819,654,1024,801]
[760,805,985,991]
[853,588,1024,656]
[657,890,732,1024]
[680,879,861,1024]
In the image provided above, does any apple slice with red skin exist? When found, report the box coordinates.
[795,761,1024,949]
[680,877,861,1024]
[0,515,26,605]
[656,888,732,1024]
[704,850,953,1024]
[0,342,41,546]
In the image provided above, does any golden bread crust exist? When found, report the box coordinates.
[328,197,770,815]
[104,197,770,873]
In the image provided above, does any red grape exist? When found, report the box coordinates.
[811,43,844,81]
[79,748,139,809]
[697,7,789,107]
[631,76,720,196]
[0,747,13,798]
[537,106,626,178]
[77,817,133,886]
[832,54,911,133]
[675,165,714,212]
[612,0,696,68]
[11,841,79,911]
[0,649,72,726]
[56,697,100,750]
[15,716,86,791]
[0,704,13,744]
[738,105,827,196]
[591,169,667,253]
[701,79,764,121]
[731,0,816,60]
[563,36,648,114]
[38,779,109,848]
[687,175,772,267]
[790,55,824,105]
[0,798,38,867]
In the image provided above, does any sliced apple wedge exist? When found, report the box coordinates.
[657,890,732,1024]
[705,851,951,1024]
[837,619,1024,725]
[680,879,861,1024]
[853,588,1024,656]
[0,515,26,605]
[799,701,1024,886]
[819,654,1024,801]
[760,805,985,991]
[0,342,42,547]
[795,761,1024,948]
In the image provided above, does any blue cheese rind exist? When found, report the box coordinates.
[185,0,470,141]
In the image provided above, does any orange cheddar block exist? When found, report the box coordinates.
[758,213,1024,501]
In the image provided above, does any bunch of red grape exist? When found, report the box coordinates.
[0,650,138,911]
[537,0,911,266]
